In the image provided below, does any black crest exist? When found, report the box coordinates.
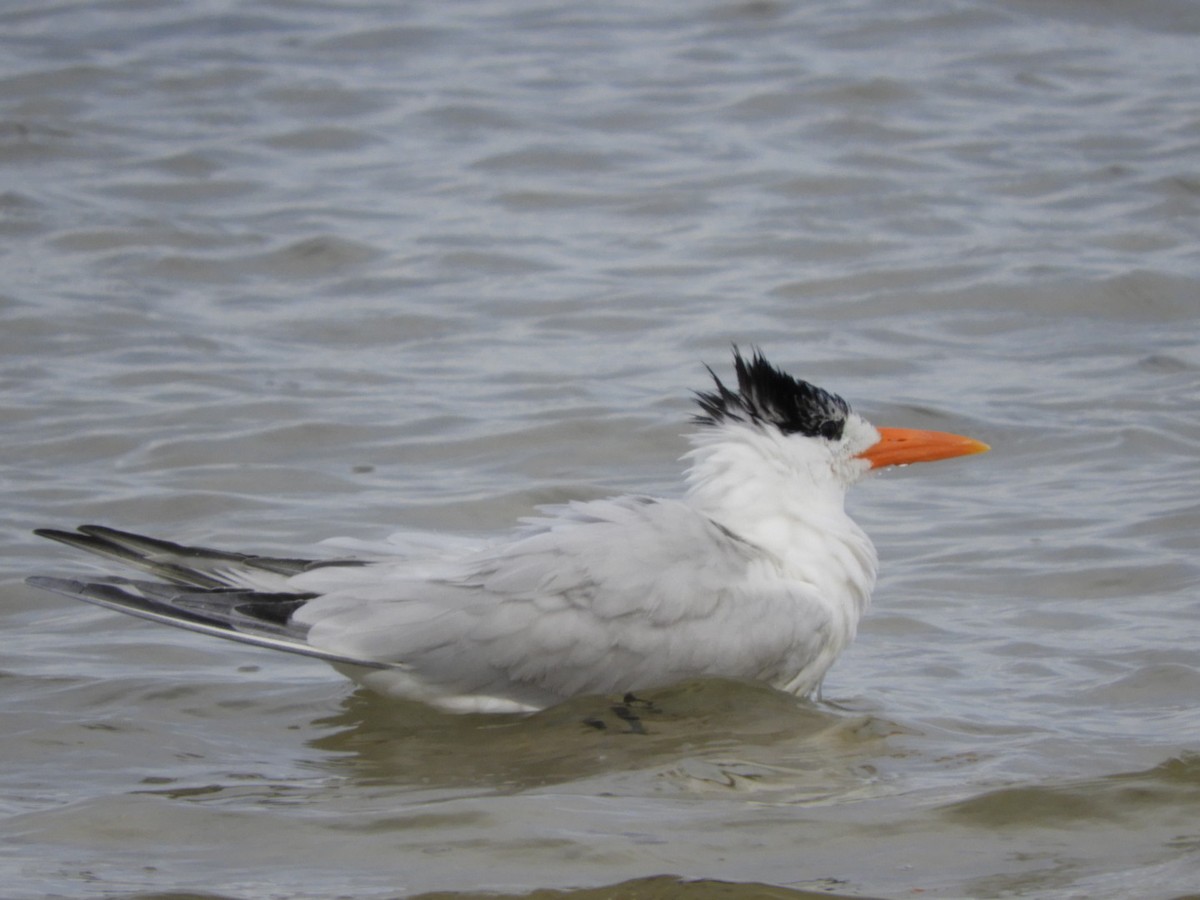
[694,348,850,440]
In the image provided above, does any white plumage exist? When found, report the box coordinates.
[28,349,987,714]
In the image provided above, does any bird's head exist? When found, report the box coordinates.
[692,348,989,489]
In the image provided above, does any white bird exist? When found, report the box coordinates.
[28,349,988,714]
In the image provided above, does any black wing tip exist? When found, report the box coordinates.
[26,575,84,594]
[33,524,130,550]
[33,526,87,541]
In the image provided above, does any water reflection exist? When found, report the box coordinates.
[309,678,905,799]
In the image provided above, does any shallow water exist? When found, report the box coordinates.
[3,1,1200,898]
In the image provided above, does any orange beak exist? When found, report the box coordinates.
[858,427,990,470]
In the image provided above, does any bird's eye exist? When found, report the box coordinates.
[819,420,843,441]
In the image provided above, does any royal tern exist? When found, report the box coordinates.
[28,349,988,714]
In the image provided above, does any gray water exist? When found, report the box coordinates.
[3,2,1200,898]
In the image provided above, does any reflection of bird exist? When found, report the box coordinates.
[28,349,988,714]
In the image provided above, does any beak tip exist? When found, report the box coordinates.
[966,438,991,455]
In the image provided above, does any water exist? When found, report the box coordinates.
[3,1,1200,898]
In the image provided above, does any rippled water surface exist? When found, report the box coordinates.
[4,2,1200,899]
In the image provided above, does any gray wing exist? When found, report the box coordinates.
[293,497,832,702]
[29,509,834,708]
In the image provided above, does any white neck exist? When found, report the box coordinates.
[682,423,878,622]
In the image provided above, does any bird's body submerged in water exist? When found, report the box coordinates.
[28,350,988,713]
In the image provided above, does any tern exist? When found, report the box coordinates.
[28,349,988,714]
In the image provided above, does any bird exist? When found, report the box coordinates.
[27,348,988,714]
